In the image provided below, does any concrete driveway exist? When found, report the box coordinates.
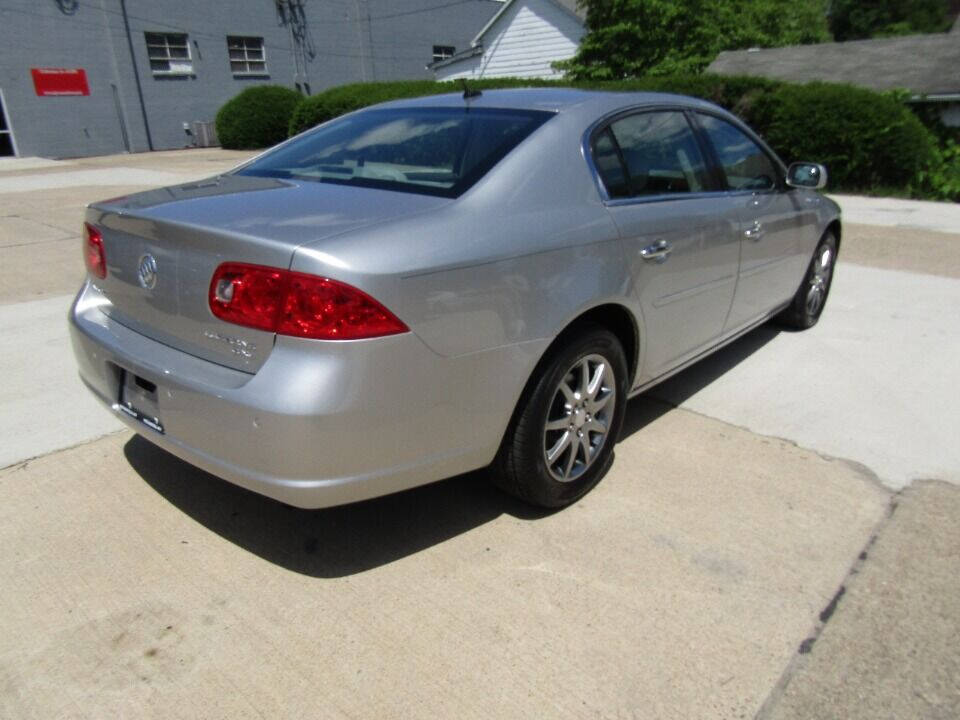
[0,151,957,719]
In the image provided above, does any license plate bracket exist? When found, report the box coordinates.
[118,369,165,434]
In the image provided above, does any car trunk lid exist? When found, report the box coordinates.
[88,174,447,373]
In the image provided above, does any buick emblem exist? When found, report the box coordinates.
[137,254,158,290]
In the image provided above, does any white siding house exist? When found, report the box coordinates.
[429,0,585,81]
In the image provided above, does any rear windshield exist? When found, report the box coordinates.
[236,106,555,198]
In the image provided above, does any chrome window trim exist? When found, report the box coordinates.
[581,103,790,203]
[581,103,717,204]
[581,121,615,203]
[724,188,778,198]
[602,190,732,208]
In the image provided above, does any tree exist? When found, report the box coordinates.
[557,0,831,79]
[828,0,952,41]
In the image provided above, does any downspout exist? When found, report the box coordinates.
[119,0,153,150]
[354,0,368,81]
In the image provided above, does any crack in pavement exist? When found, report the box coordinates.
[0,428,129,475]
[753,494,902,720]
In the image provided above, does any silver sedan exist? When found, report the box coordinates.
[69,88,840,508]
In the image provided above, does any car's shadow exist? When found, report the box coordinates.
[125,324,780,578]
[622,323,781,435]
[125,438,548,579]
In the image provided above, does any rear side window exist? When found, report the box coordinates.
[696,114,779,191]
[593,111,710,199]
[593,129,629,198]
[237,107,554,198]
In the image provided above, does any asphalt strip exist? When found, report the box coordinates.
[758,480,960,720]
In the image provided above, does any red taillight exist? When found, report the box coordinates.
[208,262,409,340]
[84,223,107,279]
[209,264,286,332]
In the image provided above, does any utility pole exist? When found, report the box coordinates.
[279,0,313,94]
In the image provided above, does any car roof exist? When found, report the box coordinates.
[375,87,724,116]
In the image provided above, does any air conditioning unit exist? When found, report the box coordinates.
[191,121,219,148]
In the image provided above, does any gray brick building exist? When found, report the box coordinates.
[0,0,502,158]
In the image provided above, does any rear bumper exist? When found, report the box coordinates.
[69,282,546,508]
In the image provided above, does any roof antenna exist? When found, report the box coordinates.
[461,79,482,100]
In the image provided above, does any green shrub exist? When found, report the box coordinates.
[586,74,783,128]
[752,82,937,191]
[918,140,960,201]
[216,85,303,149]
[907,100,960,145]
[289,80,444,135]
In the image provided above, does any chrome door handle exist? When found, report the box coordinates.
[744,221,765,241]
[640,239,672,263]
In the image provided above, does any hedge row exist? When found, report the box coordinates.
[752,82,936,190]
[215,85,302,150]
[286,75,783,135]
[217,75,950,199]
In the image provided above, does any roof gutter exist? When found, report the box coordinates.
[426,44,484,71]
[908,93,960,103]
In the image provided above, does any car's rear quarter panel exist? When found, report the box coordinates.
[282,105,639,466]
[291,105,635,359]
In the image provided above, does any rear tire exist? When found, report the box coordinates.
[492,325,628,508]
[778,230,837,329]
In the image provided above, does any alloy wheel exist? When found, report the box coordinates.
[542,353,616,482]
[805,243,834,317]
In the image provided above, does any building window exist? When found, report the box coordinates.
[432,45,455,63]
[145,32,193,75]
[227,36,268,76]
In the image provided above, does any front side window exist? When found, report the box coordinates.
[145,32,192,75]
[228,36,267,76]
[697,114,779,191]
[593,111,710,198]
[237,107,554,198]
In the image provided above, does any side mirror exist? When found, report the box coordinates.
[786,162,827,190]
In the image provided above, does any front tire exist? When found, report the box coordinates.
[492,325,628,508]
[778,230,838,329]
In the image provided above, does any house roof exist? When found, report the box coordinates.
[555,0,582,17]
[708,32,960,97]
[470,0,584,47]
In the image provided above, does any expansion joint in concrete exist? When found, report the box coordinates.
[752,492,902,720]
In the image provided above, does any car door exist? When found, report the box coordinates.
[693,113,813,332]
[590,109,741,387]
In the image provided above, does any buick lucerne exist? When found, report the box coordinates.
[69,89,840,508]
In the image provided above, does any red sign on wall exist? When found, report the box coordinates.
[31,68,90,97]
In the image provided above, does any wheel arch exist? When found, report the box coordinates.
[500,302,641,446]
[826,218,842,252]
[557,303,640,385]
[492,301,640,488]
